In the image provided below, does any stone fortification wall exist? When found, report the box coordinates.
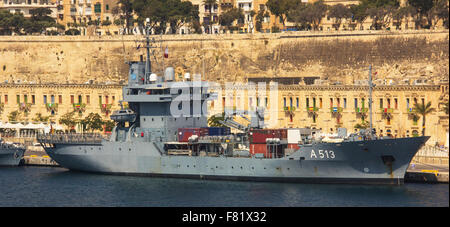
[0,30,448,85]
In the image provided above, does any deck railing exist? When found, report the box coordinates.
[36,133,105,144]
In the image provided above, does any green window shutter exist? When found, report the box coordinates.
[94,3,101,13]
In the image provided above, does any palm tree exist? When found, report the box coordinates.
[413,101,435,136]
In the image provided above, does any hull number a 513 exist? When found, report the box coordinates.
[311,150,335,159]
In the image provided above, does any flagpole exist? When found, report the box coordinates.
[369,65,373,137]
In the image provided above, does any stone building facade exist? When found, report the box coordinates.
[0,83,123,126]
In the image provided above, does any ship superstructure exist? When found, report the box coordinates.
[37,24,429,184]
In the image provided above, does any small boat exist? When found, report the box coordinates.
[110,109,136,123]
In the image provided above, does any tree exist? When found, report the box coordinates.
[429,0,450,29]
[112,0,134,34]
[328,4,352,30]
[360,0,399,30]
[0,10,26,35]
[23,8,57,34]
[59,111,78,130]
[287,0,327,30]
[132,0,199,34]
[408,0,434,28]
[266,0,301,29]
[84,113,104,132]
[413,101,435,136]
[168,0,198,34]
[32,113,50,123]
[104,120,116,132]
[392,5,416,29]
[219,7,244,33]
[349,4,369,30]
[8,110,21,122]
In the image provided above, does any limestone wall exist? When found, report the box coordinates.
[0,30,448,85]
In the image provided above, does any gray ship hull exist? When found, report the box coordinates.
[0,148,25,166]
[42,136,429,185]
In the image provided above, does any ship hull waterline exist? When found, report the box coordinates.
[0,148,25,166]
[42,136,429,185]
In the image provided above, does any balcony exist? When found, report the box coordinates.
[330,107,343,113]
[73,103,86,114]
[381,108,394,113]
[355,107,368,113]
[100,103,112,115]
[306,106,319,113]
[46,103,58,112]
[19,103,32,114]
[283,106,296,114]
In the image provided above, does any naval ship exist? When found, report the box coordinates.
[0,138,25,166]
[37,25,429,185]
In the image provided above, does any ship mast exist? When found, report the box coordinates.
[368,65,374,137]
[144,18,152,79]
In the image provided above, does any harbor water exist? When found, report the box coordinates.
[0,166,448,207]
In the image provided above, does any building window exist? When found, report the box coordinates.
[330,98,333,107]
[387,98,391,108]
[17,95,20,104]
[70,95,74,104]
[289,97,292,107]
[32,95,35,104]
[265,97,268,107]
[406,98,410,109]
[51,95,55,104]
[94,3,101,13]
[86,95,90,104]
[319,98,322,108]
[379,98,383,109]
[394,98,398,109]
[59,95,62,104]
[296,97,299,108]
[43,95,47,104]
[24,95,27,103]
[354,98,358,108]
[313,98,316,107]
[78,95,82,104]
[343,98,347,108]
[283,97,286,107]
[4,95,8,104]
[99,96,102,104]
[306,98,309,107]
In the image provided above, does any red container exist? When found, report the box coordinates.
[178,128,209,142]
[249,129,287,143]
[287,144,300,150]
[249,143,268,157]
